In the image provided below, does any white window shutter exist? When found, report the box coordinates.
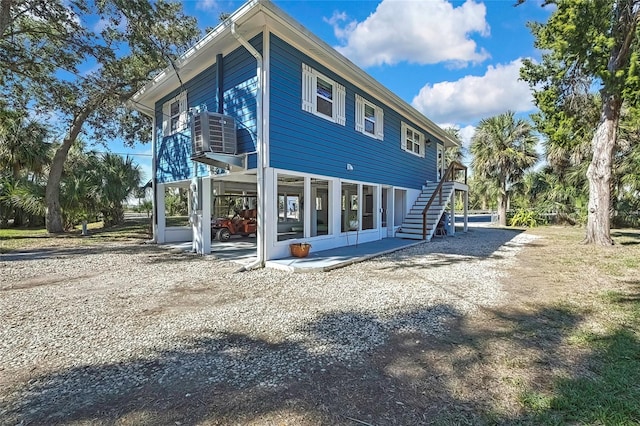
[375,107,384,140]
[355,94,364,133]
[178,91,188,131]
[301,63,314,113]
[401,122,407,150]
[162,101,170,136]
[335,82,346,125]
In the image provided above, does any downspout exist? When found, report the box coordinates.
[150,114,158,243]
[127,100,158,244]
[231,21,265,271]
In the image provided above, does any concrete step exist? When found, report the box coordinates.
[407,210,445,217]
[403,217,439,224]
[400,223,435,231]
[396,231,430,240]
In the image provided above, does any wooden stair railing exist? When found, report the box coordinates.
[421,161,468,239]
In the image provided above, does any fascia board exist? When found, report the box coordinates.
[130,0,458,148]
[259,1,459,148]
[130,0,264,113]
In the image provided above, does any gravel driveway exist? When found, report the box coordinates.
[0,228,537,425]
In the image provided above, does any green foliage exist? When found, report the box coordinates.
[135,200,153,217]
[523,290,640,425]
[0,0,201,232]
[165,189,188,216]
[470,111,538,223]
[520,0,640,243]
[509,208,546,227]
[98,154,141,226]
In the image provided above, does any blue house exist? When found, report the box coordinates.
[130,0,469,266]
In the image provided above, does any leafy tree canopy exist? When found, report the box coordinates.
[0,0,201,232]
[520,0,640,245]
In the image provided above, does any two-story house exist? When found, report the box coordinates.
[129,0,468,266]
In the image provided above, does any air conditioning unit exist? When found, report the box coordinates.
[191,111,237,155]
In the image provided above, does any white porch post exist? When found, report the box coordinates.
[331,179,341,236]
[464,190,469,233]
[263,167,276,260]
[303,176,311,238]
[450,191,456,236]
[202,177,212,254]
[156,183,166,243]
[388,187,395,237]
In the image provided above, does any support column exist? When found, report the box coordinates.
[304,176,311,238]
[450,191,456,236]
[464,190,469,233]
[202,177,212,254]
[156,183,166,243]
[263,167,276,260]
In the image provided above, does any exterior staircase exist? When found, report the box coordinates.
[396,181,455,241]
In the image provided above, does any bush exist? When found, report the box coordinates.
[510,208,546,227]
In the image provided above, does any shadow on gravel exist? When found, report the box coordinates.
[5,302,606,425]
[0,244,200,264]
[379,228,524,271]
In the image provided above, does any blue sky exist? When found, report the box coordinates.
[116,0,553,181]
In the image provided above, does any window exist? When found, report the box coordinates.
[162,91,187,136]
[277,174,304,242]
[355,94,384,140]
[401,122,425,157]
[302,63,346,125]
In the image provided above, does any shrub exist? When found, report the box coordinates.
[510,208,546,227]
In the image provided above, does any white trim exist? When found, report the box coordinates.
[263,29,270,168]
[301,63,346,125]
[355,94,383,140]
[162,91,188,137]
[301,63,314,112]
[355,94,365,133]
[335,82,346,125]
[401,121,425,158]
[130,1,459,149]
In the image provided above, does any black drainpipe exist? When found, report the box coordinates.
[216,53,224,114]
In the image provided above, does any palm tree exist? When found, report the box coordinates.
[0,109,51,226]
[470,111,538,226]
[443,127,465,167]
[98,153,141,226]
[0,111,51,180]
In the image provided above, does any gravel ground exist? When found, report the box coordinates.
[0,228,538,424]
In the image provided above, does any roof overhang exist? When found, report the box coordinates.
[129,0,459,148]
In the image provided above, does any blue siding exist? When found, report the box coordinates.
[155,35,261,183]
[269,33,439,188]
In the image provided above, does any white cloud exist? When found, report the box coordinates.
[438,123,476,150]
[329,0,490,68]
[412,58,534,124]
[196,0,218,11]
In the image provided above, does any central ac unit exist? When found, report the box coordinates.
[191,111,237,155]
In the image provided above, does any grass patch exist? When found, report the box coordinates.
[522,281,640,424]
[0,227,49,239]
[0,218,151,253]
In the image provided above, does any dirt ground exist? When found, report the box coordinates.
[1,226,638,425]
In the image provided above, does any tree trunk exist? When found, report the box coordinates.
[584,94,619,245]
[45,110,91,233]
[45,141,73,233]
[497,191,507,227]
[0,0,13,37]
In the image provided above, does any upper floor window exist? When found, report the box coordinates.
[401,122,425,158]
[355,94,384,140]
[162,91,188,136]
[302,63,346,125]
